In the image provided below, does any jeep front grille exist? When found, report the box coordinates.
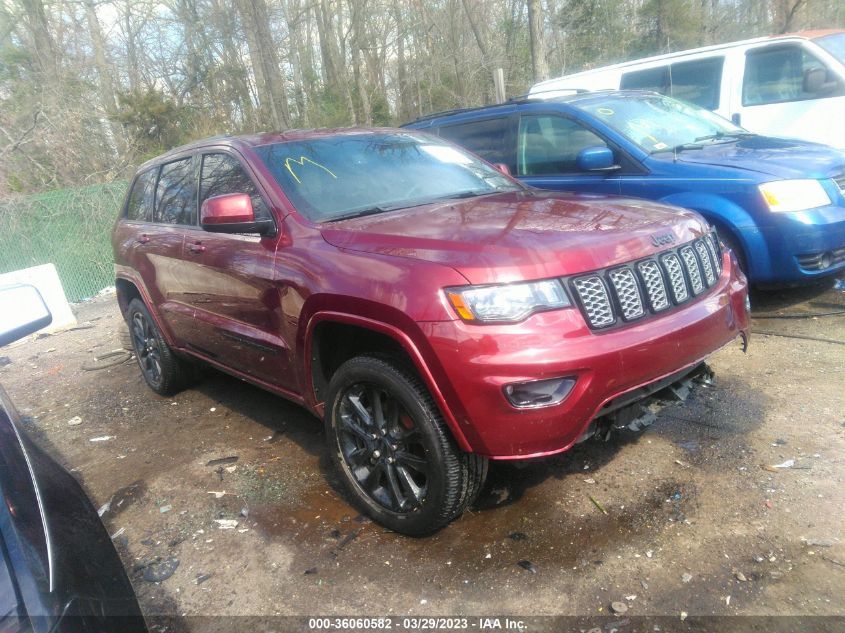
[636,260,670,312]
[570,233,722,330]
[680,246,705,294]
[695,239,716,286]
[607,267,645,321]
[572,276,615,328]
[660,252,689,304]
[705,233,722,275]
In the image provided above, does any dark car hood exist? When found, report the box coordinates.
[667,135,845,179]
[0,386,146,630]
[321,190,709,284]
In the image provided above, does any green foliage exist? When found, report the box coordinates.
[635,0,703,55]
[114,89,193,159]
[370,94,393,126]
[311,87,352,128]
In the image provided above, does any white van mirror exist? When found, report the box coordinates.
[803,67,838,95]
[0,285,53,347]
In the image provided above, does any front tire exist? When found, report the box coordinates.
[324,356,487,536]
[126,298,196,396]
[717,229,748,278]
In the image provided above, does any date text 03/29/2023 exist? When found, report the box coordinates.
[307,617,528,630]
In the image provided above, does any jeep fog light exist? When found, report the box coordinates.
[503,377,576,409]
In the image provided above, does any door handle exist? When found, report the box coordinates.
[731,113,741,126]
[136,234,150,244]
[188,242,206,254]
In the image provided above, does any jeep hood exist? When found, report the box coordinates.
[664,135,845,179]
[320,191,710,284]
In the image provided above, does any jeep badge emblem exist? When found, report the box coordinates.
[651,232,676,247]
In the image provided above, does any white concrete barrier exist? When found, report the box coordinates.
[0,263,77,332]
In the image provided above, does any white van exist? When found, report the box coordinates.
[530,30,845,148]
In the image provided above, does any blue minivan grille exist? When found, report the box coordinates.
[570,233,723,330]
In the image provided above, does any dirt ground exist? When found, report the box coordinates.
[1,277,844,632]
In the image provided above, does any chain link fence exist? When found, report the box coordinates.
[0,182,128,303]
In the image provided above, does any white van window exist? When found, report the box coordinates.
[669,57,724,109]
[620,67,669,94]
[621,57,724,109]
[743,44,845,106]
[517,115,607,176]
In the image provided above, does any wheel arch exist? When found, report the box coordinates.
[114,273,178,346]
[657,192,769,280]
[303,310,473,453]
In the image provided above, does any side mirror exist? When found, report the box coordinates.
[803,67,836,95]
[0,285,52,347]
[493,163,512,176]
[201,193,275,236]
[576,146,620,172]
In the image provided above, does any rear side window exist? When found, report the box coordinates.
[743,44,845,106]
[517,115,607,176]
[621,66,669,93]
[438,117,510,164]
[621,58,724,109]
[200,153,271,221]
[124,168,157,222]
[669,57,724,109]
[155,157,196,225]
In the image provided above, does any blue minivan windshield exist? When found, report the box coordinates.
[254,132,520,222]
[577,94,746,154]
[817,33,845,64]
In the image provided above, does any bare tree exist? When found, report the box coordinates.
[527,0,549,82]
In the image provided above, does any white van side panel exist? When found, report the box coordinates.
[729,41,845,148]
[531,34,845,148]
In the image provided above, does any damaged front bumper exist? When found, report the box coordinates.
[578,362,716,443]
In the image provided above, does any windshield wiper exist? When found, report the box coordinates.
[433,188,509,201]
[694,131,756,143]
[326,189,512,222]
[327,205,403,222]
[651,143,704,155]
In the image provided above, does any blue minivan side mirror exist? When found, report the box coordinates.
[0,285,52,347]
[576,146,620,172]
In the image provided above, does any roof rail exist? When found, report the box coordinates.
[402,87,616,126]
[508,87,592,101]
[403,102,515,125]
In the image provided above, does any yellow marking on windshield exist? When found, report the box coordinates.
[284,156,337,184]
[597,107,614,116]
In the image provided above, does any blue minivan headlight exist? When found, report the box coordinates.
[758,179,831,213]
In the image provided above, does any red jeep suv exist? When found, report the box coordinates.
[112,129,749,535]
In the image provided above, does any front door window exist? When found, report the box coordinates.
[517,115,607,176]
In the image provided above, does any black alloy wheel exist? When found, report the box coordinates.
[126,298,197,396]
[325,355,487,536]
[336,382,430,512]
[131,309,163,388]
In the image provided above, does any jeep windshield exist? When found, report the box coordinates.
[577,94,749,155]
[254,132,521,222]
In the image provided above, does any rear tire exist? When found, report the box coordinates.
[126,298,197,396]
[324,355,487,536]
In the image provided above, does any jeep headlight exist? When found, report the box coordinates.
[758,179,831,213]
[446,279,570,323]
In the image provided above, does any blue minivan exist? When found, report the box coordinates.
[403,91,845,285]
